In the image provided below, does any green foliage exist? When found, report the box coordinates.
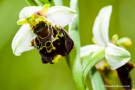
[25,0,54,6]
[82,48,105,81]
[90,67,106,90]
[68,0,85,90]
[25,0,38,6]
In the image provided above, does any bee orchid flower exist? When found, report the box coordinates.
[81,5,131,70]
[12,4,76,64]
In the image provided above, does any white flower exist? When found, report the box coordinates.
[12,4,76,56]
[81,5,131,70]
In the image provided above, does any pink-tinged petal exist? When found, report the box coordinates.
[19,6,42,20]
[47,6,76,27]
[93,5,112,46]
[12,24,36,56]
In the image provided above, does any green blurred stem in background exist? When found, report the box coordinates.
[68,0,86,90]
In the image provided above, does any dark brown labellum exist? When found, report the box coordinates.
[117,62,135,90]
[30,21,74,64]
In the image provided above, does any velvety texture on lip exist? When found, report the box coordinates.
[31,21,74,64]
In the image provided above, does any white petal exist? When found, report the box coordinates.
[80,45,103,58]
[12,24,36,56]
[47,6,76,27]
[93,5,112,46]
[105,43,131,70]
[19,6,42,20]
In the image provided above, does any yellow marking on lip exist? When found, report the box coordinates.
[45,41,56,53]
[52,55,62,63]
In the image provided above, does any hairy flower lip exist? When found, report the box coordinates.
[12,4,76,56]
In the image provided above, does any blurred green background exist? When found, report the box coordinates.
[0,0,135,90]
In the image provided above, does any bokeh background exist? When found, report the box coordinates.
[0,0,135,90]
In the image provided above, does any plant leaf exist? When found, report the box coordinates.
[81,47,105,90]
[68,0,85,89]
[83,48,105,80]
[89,66,106,90]
[25,0,38,6]
[35,0,44,6]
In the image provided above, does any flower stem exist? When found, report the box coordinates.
[68,0,85,90]
[53,0,63,5]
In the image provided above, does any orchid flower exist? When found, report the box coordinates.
[81,5,131,70]
[12,4,76,64]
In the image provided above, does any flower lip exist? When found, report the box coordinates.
[32,21,50,38]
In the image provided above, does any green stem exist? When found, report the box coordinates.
[25,0,38,6]
[53,0,63,5]
[35,0,44,6]
[68,0,85,90]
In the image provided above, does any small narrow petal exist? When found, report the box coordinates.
[111,34,118,44]
[12,24,36,56]
[117,37,132,46]
[38,4,50,16]
[93,5,112,46]
[17,19,29,25]
[105,43,131,70]
[80,45,102,58]
[47,6,76,27]
[19,6,42,20]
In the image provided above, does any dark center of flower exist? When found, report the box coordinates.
[33,21,49,39]
[30,22,74,64]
